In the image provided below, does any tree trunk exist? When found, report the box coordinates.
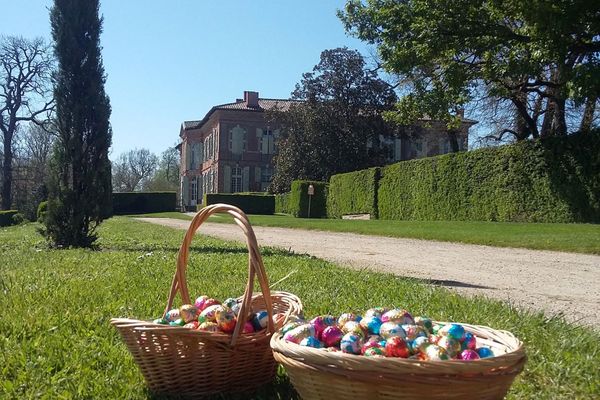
[510,97,539,139]
[1,132,13,210]
[580,96,597,132]
[540,97,555,137]
[553,97,568,136]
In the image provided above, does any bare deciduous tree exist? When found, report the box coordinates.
[112,148,158,192]
[0,36,54,209]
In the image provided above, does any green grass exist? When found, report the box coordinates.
[1,219,598,399]
[136,212,600,254]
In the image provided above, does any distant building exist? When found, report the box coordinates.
[178,91,476,210]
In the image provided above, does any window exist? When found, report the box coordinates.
[231,166,242,193]
[229,125,246,154]
[260,166,273,191]
[260,128,275,154]
[190,177,198,204]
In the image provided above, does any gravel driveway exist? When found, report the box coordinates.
[136,217,600,327]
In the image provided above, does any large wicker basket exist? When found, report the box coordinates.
[111,204,303,397]
[271,321,526,400]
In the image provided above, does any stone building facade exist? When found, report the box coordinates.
[178,91,476,209]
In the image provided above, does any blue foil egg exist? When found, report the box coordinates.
[360,316,383,335]
[440,324,466,341]
[252,310,269,331]
[476,347,495,358]
[300,336,322,348]
[379,322,406,340]
[340,333,363,355]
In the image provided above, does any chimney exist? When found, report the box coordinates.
[244,91,259,108]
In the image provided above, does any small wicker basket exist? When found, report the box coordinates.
[111,204,303,397]
[271,321,526,400]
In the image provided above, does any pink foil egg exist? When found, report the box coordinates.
[243,321,255,334]
[321,326,344,347]
[460,349,480,360]
[194,295,209,311]
[200,298,221,312]
[461,332,477,350]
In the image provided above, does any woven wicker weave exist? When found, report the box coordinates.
[271,321,526,400]
[111,204,303,397]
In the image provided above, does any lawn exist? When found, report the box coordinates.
[135,211,600,254]
[1,218,598,399]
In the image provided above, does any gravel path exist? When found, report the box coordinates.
[136,217,600,327]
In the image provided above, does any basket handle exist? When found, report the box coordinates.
[163,203,275,346]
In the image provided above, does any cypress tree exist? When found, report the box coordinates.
[44,0,112,247]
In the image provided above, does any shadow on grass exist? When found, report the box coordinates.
[101,244,305,258]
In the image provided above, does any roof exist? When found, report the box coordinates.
[182,98,301,132]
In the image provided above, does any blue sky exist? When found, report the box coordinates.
[1,1,371,159]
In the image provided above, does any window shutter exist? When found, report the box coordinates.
[182,176,189,205]
[394,138,402,161]
[224,165,231,193]
[242,167,250,191]
[255,166,261,183]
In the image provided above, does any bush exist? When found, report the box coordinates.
[201,193,275,215]
[327,167,380,218]
[0,210,20,227]
[288,180,328,218]
[112,192,176,215]
[377,131,600,223]
[12,213,25,225]
[37,201,48,222]
[275,193,291,214]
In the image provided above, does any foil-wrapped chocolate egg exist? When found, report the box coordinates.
[461,332,477,350]
[200,298,221,312]
[197,321,219,332]
[165,308,180,322]
[409,336,430,354]
[230,302,241,316]
[432,324,444,335]
[183,321,199,329]
[423,344,450,361]
[437,336,462,358]
[194,295,209,311]
[414,316,434,334]
[310,316,334,339]
[284,324,315,344]
[361,336,386,354]
[180,304,199,323]
[360,316,383,335]
[337,313,361,327]
[401,324,427,341]
[364,307,389,319]
[379,322,406,340]
[252,310,269,331]
[281,321,302,335]
[439,324,466,341]
[382,309,414,325]
[340,333,363,355]
[243,321,255,334]
[216,309,237,333]
[385,336,410,358]
[300,336,322,348]
[364,347,386,357]
[153,318,168,325]
[223,297,238,310]
[321,326,344,348]
[476,347,494,358]
[169,318,185,326]
[342,321,367,338]
[200,304,226,323]
[460,349,480,360]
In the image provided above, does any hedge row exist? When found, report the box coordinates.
[112,192,176,215]
[202,193,275,215]
[288,181,328,218]
[0,210,21,227]
[275,193,291,214]
[327,167,380,218]
[327,131,599,223]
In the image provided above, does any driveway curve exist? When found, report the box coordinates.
[136,217,600,327]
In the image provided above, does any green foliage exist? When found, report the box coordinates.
[37,201,48,222]
[275,193,291,214]
[112,192,176,215]
[327,167,379,218]
[269,47,396,192]
[339,0,600,139]
[202,193,275,215]
[45,0,113,247]
[0,210,20,226]
[1,220,599,398]
[11,212,25,225]
[289,180,328,218]
[377,132,600,223]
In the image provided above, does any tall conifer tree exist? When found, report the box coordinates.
[44,0,112,247]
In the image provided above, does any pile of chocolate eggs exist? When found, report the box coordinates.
[152,295,270,334]
[281,307,495,361]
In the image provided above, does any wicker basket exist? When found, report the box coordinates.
[111,204,303,397]
[271,321,526,400]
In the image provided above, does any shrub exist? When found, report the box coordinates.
[275,193,291,214]
[201,193,275,215]
[37,201,48,222]
[0,210,20,227]
[377,131,600,223]
[112,192,176,215]
[12,213,25,225]
[288,180,328,218]
[327,167,380,218]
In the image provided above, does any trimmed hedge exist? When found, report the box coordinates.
[202,193,275,215]
[0,210,20,227]
[327,168,380,218]
[112,192,176,215]
[288,180,328,218]
[275,193,291,214]
[37,201,48,222]
[377,131,600,223]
